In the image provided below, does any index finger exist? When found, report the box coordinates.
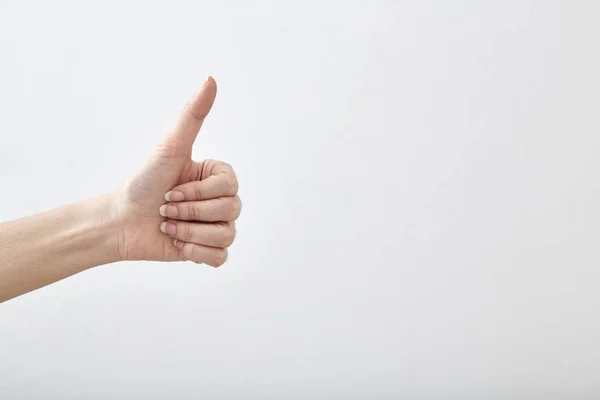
[166,160,238,201]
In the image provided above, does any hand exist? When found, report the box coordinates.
[111,77,241,266]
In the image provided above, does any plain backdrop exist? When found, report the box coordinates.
[1,1,600,398]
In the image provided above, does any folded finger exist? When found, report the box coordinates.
[174,240,228,267]
[159,196,242,222]
[161,220,235,248]
[166,161,238,201]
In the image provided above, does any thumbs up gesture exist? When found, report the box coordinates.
[113,77,241,266]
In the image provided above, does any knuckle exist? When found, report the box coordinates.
[155,140,180,160]
[187,203,198,220]
[223,199,237,220]
[218,161,233,173]
[219,225,236,247]
[225,177,239,196]
[231,196,242,219]
[184,107,207,123]
[182,225,194,241]
[190,244,203,263]
[212,249,228,267]
[194,184,204,201]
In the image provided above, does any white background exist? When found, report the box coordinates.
[1,1,600,398]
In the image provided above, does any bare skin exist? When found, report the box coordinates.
[0,77,241,303]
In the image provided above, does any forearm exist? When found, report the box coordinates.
[0,194,121,302]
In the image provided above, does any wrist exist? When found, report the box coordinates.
[72,192,125,266]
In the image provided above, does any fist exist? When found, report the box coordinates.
[112,77,241,267]
[159,160,241,266]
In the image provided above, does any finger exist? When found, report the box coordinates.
[159,196,242,222]
[159,76,217,155]
[160,220,235,248]
[174,240,228,267]
[165,162,238,201]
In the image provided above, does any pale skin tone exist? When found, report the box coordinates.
[0,77,241,303]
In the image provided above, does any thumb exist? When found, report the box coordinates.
[159,76,217,155]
